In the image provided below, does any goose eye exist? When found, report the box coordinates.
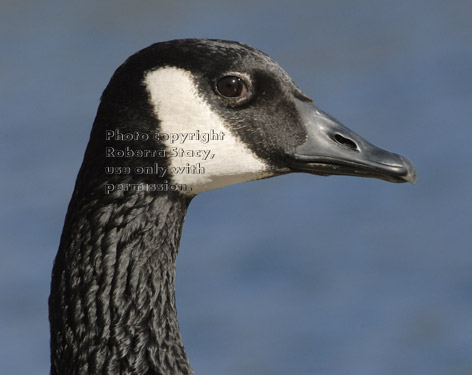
[216,76,248,97]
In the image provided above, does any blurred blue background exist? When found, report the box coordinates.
[1,1,471,374]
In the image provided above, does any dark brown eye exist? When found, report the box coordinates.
[216,76,248,97]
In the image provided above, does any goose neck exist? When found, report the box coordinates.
[49,192,193,375]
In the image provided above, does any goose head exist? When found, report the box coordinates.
[84,38,415,199]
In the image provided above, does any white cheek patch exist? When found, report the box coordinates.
[144,67,272,194]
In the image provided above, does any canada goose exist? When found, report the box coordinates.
[49,38,416,375]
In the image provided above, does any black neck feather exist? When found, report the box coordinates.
[49,191,193,375]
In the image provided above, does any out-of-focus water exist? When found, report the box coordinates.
[1,1,471,374]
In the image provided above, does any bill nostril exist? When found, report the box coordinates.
[334,133,359,151]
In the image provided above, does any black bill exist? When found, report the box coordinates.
[288,100,417,184]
